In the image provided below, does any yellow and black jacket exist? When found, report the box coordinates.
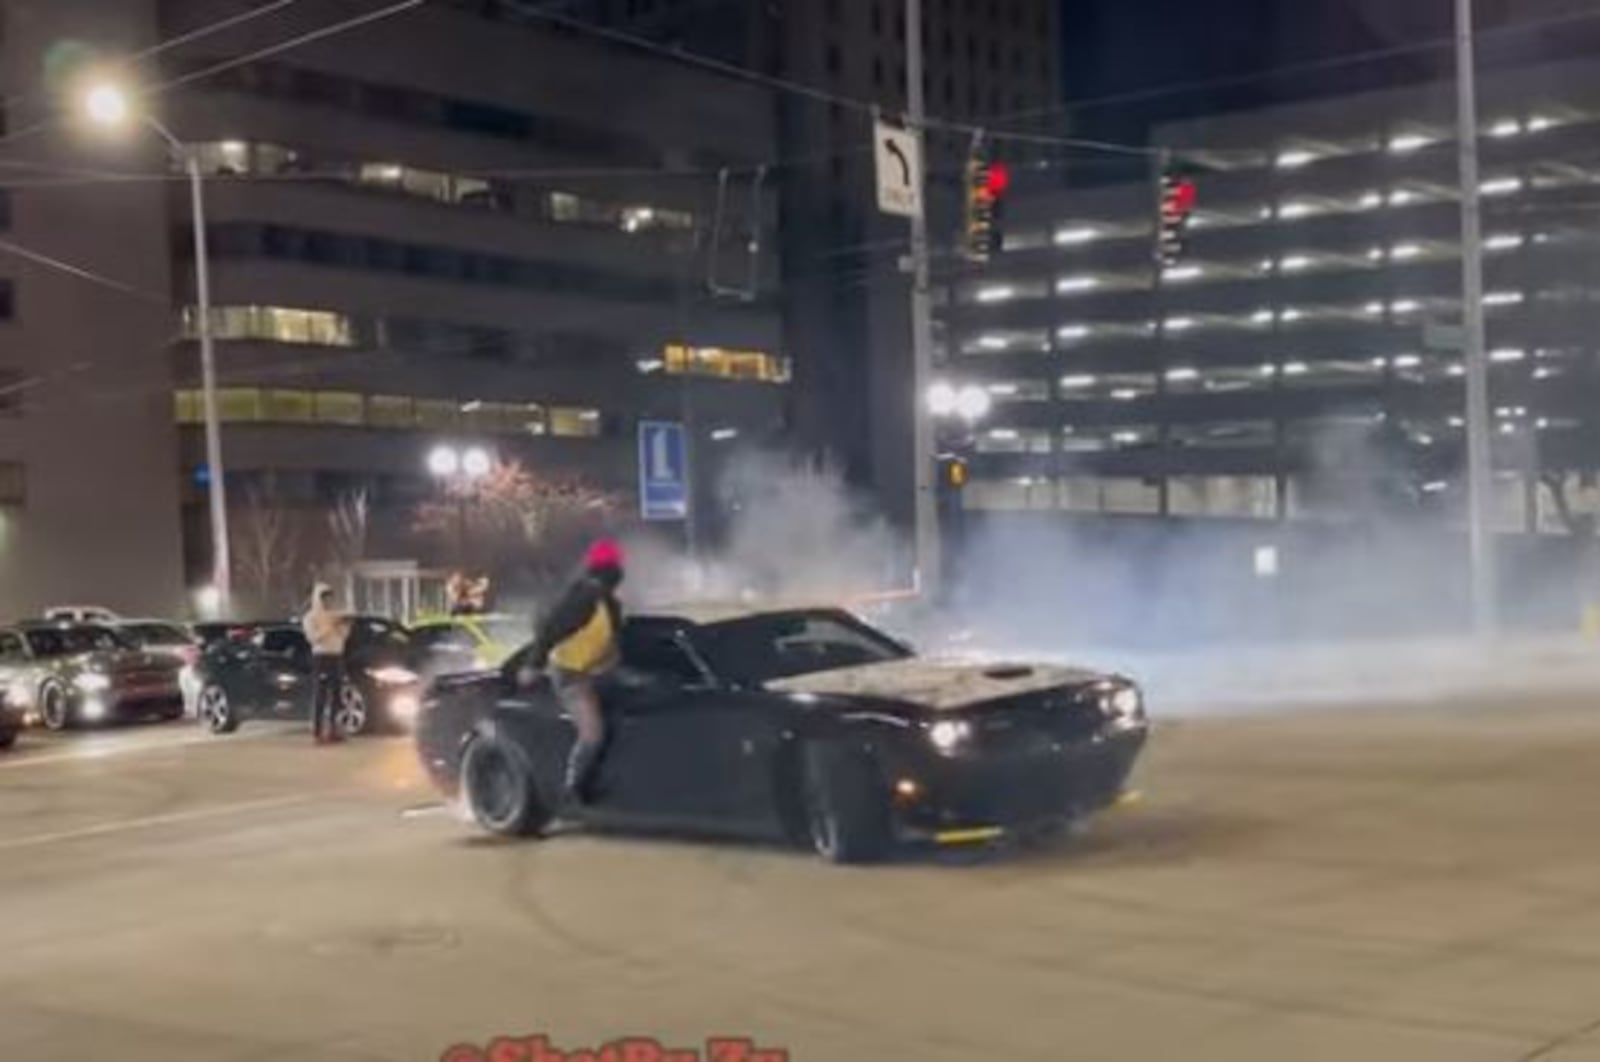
[534,572,623,676]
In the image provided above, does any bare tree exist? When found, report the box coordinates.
[232,477,303,613]
[326,489,371,573]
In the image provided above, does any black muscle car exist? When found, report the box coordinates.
[191,617,427,736]
[0,623,186,730]
[416,605,1149,864]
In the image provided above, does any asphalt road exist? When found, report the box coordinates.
[4,697,1600,1062]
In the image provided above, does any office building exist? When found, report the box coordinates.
[945,59,1600,535]
[0,0,784,615]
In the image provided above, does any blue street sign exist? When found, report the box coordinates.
[638,421,688,522]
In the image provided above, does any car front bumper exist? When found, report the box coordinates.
[878,726,1149,842]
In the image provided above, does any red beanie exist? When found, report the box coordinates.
[584,538,624,571]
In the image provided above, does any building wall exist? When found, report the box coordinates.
[0,0,187,618]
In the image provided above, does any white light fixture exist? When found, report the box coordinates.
[1371,356,1389,368]
[1276,150,1315,169]
[1054,227,1099,246]
[1112,430,1143,445]
[220,140,248,156]
[461,447,493,479]
[84,83,131,127]
[1489,119,1523,138]
[1057,325,1091,342]
[1537,417,1552,430]
[976,285,1016,303]
[1281,308,1303,323]
[1449,364,1466,377]
[1164,265,1204,282]
[987,382,1019,396]
[1481,177,1524,196]
[1450,416,1466,427]
[1254,545,1280,579]
[711,427,739,442]
[1364,301,1386,315]
[988,428,1019,440]
[1392,299,1421,314]
[1056,276,1100,294]
[1391,243,1423,260]
[1491,348,1527,363]
[1359,191,1384,209]
[1251,308,1275,325]
[978,335,1009,350]
[1388,134,1432,154]
[1485,291,1524,307]
[1060,374,1098,389]
[1389,190,1418,206]
[1164,317,1196,332]
[927,381,958,416]
[1166,366,1199,382]
[1283,361,1309,375]
[1278,202,1314,219]
[955,385,993,422]
[1281,255,1312,272]
[427,445,461,478]
[1258,363,1278,377]
[1111,388,1139,400]
[635,357,664,374]
[1486,234,1525,251]
[1394,354,1422,369]
[1367,247,1386,262]
[1528,115,1554,132]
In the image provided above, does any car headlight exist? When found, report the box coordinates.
[927,718,972,752]
[387,691,422,725]
[472,654,494,671]
[1099,683,1146,725]
[74,673,112,693]
[366,665,419,686]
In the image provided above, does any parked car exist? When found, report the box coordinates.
[0,622,185,730]
[418,605,1149,864]
[191,616,426,737]
[0,685,23,748]
[410,612,528,672]
[43,605,121,624]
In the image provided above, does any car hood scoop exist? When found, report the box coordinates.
[766,657,1104,711]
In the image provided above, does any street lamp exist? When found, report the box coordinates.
[426,445,492,567]
[927,381,992,426]
[83,80,231,616]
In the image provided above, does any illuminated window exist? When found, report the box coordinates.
[263,390,315,423]
[550,407,602,438]
[1168,476,1277,518]
[662,344,790,383]
[217,388,264,421]
[191,306,356,347]
[975,427,1052,454]
[414,400,461,430]
[368,395,417,429]
[314,392,364,426]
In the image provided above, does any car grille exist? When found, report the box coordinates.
[971,687,1106,748]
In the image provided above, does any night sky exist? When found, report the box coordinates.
[1059,0,1600,143]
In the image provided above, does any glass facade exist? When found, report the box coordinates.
[174,389,601,439]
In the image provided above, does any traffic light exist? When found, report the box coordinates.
[939,454,969,490]
[963,152,1009,263]
[1157,173,1198,267]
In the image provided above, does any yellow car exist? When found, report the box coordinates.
[410,613,528,670]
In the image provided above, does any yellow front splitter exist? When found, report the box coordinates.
[934,826,1007,845]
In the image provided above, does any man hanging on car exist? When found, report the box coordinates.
[303,582,352,745]
[532,539,625,806]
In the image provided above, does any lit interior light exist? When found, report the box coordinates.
[1283,361,1309,375]
[1484,291,1524,307]
[1491,348,1527,362]
[635,358,664,374]
[1371,357,1389,368]
[710,427,740,442]
[1389,190,1418,206]
[1367,247,1386,262]
[1278,202,1313,219]
[1391,243,1423,260]
[1449,364,1466,377]
[1450,416,1466,427]
[988,429,1019,440]
[1364,301,1386,315]
[978,335,1009,350]
[1166,366,1199,382]
[1258,363,1278,377]
[1054,227,1099,246]
[1281,308,1304,322]
[1528,115,1554,132]
[1393,300,1421,314]
[1389,134,1432,154]
[1056,276,1100,294]
[1164,265,1203,282]
[1486,234,1525,251]
[1113,431,1143,444]
[1060,374,1098,389]
[1276,150,1315,169]
[1111,388,1139,400]
[976,285,1016,303]
[1359,191,1383,209]
[1164,317,1196,332]
[1251,308,1274,325]
[987,383,1019,396]
[1481,177,1524,196]
[1057,325,1091,341]
[1394,354,1422,369]
[1281,255,1312,272]
[1489,119,1523,138]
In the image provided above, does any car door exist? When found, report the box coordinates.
[592,621,768,827]
[0,631,36,705]
[254,628,312,716]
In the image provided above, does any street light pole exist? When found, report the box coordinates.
[1455,0,1498,635]
[186,149,231,614]
[905,0,941,600]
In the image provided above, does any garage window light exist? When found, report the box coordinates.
[1281,255,1312,272]
[1054,227,1099,246]
[1392,299,1421,314]
[1490,119,1523,138]
[1389,134,1432,154]
[1491,348,1527,363]
[1164,317,1196,332]
[1057,325,1091,341]
[1392,243,1423,260]
[976,285,1016,303]
[1278,202,1314,220]
[1276,150,1315,169]
[1164,265,1203,282]
[1056,276,1100,295]
[1394,354,1422,369]
[1166,366,1199,382]
[1061,374,1097,389]
[977,335,1009,350]
[1485,291,1524,307]
[1481,177,1524,196]
[1486,234,1525,251]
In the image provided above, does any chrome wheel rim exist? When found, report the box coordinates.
[334,686,367,736]
[199,687,229,732]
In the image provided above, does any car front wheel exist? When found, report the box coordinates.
[461,732,550,838]
[38,682,72,732]
[199,684,239,734]
[802,742,891,865]
[334,685,369,737]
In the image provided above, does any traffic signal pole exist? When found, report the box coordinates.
[906,0,941,601]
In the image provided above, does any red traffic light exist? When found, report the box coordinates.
[984,162,1011,196]
[1164,177,1197,216]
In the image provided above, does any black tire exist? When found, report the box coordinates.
[198,684,239,735]
[802,741,891,865]
[461,731,550,838]
[0,727,16,750]
[38,682,72,732]
[334,685,369,738]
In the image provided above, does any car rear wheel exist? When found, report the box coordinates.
[803,742,891,865]
[39,682,72,732]
[461,732,550,838]
[334,685,368,737]
[198,685,239,734]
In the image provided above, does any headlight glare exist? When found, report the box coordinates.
[74,673,112,692]
[1100,683,1145,723]
[367,665,418,686]
[928,718,972,752]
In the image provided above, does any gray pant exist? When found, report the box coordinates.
[552,669,606,800]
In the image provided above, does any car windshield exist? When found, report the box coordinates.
[479,617,528,646]
[350,618,411,649]
[694,610,911,685]
[25,625,130,658]
[119,623,190,646]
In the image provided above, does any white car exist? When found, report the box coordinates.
[44,606,122,624]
